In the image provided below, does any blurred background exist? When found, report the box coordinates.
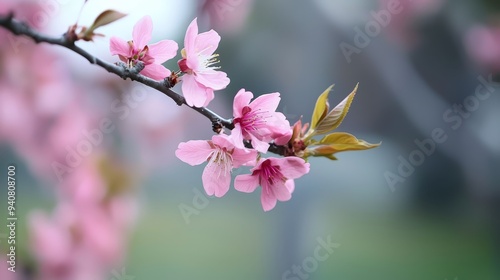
[0,0,499,279]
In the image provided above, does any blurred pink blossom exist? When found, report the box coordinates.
[110,16,178,80]
[178,18,230,107]
[29,193,137,280]
[200,0,255,34]
[380,0,446,47]
[465,24,500,73]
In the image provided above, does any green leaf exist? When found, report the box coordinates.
[310,85,333,130]
[318,132,381,152]
[314,83,358,135]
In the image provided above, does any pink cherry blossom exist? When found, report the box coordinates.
[465,25,500,72]
[231,89,292,153]
[178,18,230,107]
[110,16,178,81]
[235,157,310,211]
[175,134,257,197]
[200,0,254,34]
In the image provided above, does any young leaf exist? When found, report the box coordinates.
[318,132,381,152]
[310,85,333,130]
[90,10,127,32]
[314,83,358,135]
[81,10,127,41]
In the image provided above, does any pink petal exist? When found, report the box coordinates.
[211,134,234,150]
[229,124,245,149]
[285,180,295,193]
[250,92,281,113]
[184,18,199,56]
[141,64,171,81]
[233,89,253,118]
[261,189,277,211]
[182,74,208,107]
[203,88,215,107]
[186,54,200,72]
[195,29,221,56]
[232,147,258,168]
[148,40,178,63]
[249,133,270,153]
[270,180,292,202]
[276,157,310,179]
[274,128,292,145]
[202,163,231,197]
[271,114,292,144]
[234,174,259,193]
[175,140,213,166]
[109,37,131,57]
[195,69,230,90]
[271,111,291,127]
[133,16,153,50]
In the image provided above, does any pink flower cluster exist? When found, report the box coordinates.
[110,16,310,211]
[176,89,310,211]
[110,17,229,108]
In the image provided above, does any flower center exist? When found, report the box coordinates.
[207,146,233,178]
[126,41,152,68]
[259,160,287,187]
[235,106,271,137]
[197,46,220,72]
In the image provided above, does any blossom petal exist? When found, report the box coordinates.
[148,40,178,63]
[140,64,171,81]
[203,88,215,107]
[133,16,153,50]
[175,140,213,166]
[211,134,234,150]
[260,188,277,212]
[233,89,253,118]
[285,179,295,193]
[109,37,131,57]
[232,147,257,168]
[250,92,280,113]
[274,128,292,145]
[230,124,245,149]
[276,157,310,179]
[271,180,292,202]
[182,74,208,107]
[195,29,221,56]
[202,163,231,197]
[270,112,292,142]
[249,133,270,153]
[184,18,199,56]
[234,174,259,193]
[195,70,230,90]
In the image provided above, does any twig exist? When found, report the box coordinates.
[0,13,287,155]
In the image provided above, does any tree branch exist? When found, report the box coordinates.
[0,13,288,155]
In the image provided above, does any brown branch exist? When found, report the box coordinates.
[0,13,287,156]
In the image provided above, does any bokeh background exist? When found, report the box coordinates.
[0,0,499,279]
